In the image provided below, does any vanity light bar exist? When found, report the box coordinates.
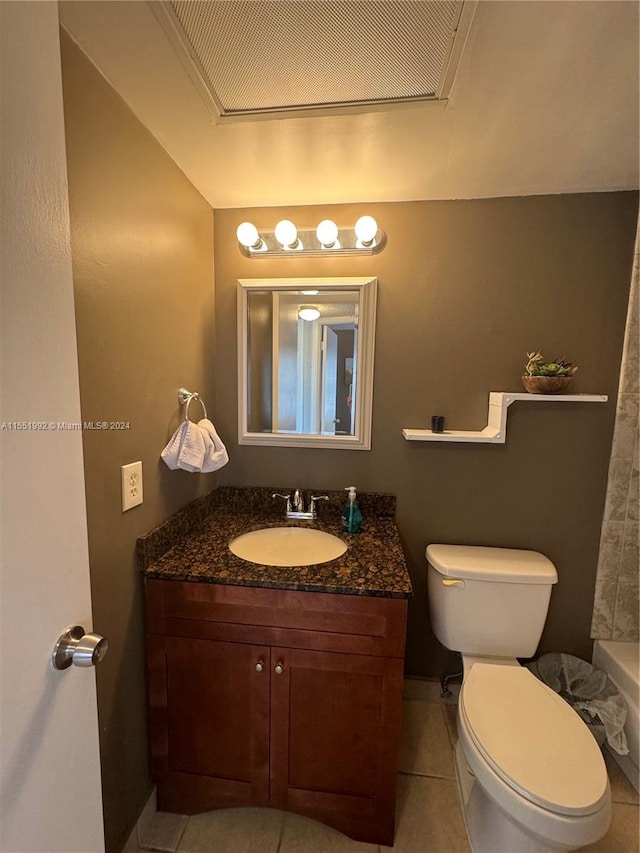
[236,217,387,258]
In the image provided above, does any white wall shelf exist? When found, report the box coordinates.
[402,392,608,444]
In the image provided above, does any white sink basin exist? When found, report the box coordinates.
[229,527,347,567]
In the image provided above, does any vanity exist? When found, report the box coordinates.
[139,486,412,846]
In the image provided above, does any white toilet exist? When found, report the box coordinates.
[427,544,612,853]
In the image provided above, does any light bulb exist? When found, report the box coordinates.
[298,306,320,321]
[300,290,319,295]
[236,221,261,249]
[275,219,298,249]
[354,215,378,246]
[316,219,339,248]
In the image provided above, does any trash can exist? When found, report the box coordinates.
[527,652,629,755]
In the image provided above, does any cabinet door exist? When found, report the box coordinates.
[269,647,404,845]
[148,635,270,813]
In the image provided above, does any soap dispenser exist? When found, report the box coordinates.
[342,486,362,534]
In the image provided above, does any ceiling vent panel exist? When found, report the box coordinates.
[159,1,475,119]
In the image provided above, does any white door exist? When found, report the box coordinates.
[0,4,105,852]
[321,326,339,434]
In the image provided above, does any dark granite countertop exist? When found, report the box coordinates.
[138,486,412,599]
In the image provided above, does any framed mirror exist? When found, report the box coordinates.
[237,277,377,449]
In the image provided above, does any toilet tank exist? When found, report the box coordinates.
[427,544,558,658]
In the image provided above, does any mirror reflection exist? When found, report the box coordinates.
[238,277,377,450]
[249,290,357,436]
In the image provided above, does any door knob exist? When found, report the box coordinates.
[52,625,108,670]
[274,661,284,675]
[255,659,264,672]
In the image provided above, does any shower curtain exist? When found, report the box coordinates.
[591,219,639,642]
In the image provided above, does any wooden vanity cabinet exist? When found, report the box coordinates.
[145,578,408,846]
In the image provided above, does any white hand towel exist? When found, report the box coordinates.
[161,421,187,469]
[177,421,207,472]
[197,418,229,472]
[161,421,207,472]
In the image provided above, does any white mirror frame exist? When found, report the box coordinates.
[237,276,377,450]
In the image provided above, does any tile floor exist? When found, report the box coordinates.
[125,679,639,853]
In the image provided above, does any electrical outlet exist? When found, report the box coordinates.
[121,461,143,512]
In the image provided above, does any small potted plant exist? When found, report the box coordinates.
[522,351,578,394]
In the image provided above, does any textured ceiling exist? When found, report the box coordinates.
[59,0,639,208]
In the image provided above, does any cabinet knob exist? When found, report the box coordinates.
[274,662,284,675]
[255,659,264,672]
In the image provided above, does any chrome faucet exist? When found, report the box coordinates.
[272,492,329,520]
[272,493,292,513]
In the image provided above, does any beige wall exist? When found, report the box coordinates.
[215,194,638,677]
[60,33,215,853]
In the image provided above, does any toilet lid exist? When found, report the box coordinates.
[460,664,609,816]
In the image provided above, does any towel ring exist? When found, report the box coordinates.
[178,387,208,422]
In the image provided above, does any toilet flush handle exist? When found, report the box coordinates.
[442,578,465,589]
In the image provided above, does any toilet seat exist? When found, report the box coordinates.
[459,663,609,817]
